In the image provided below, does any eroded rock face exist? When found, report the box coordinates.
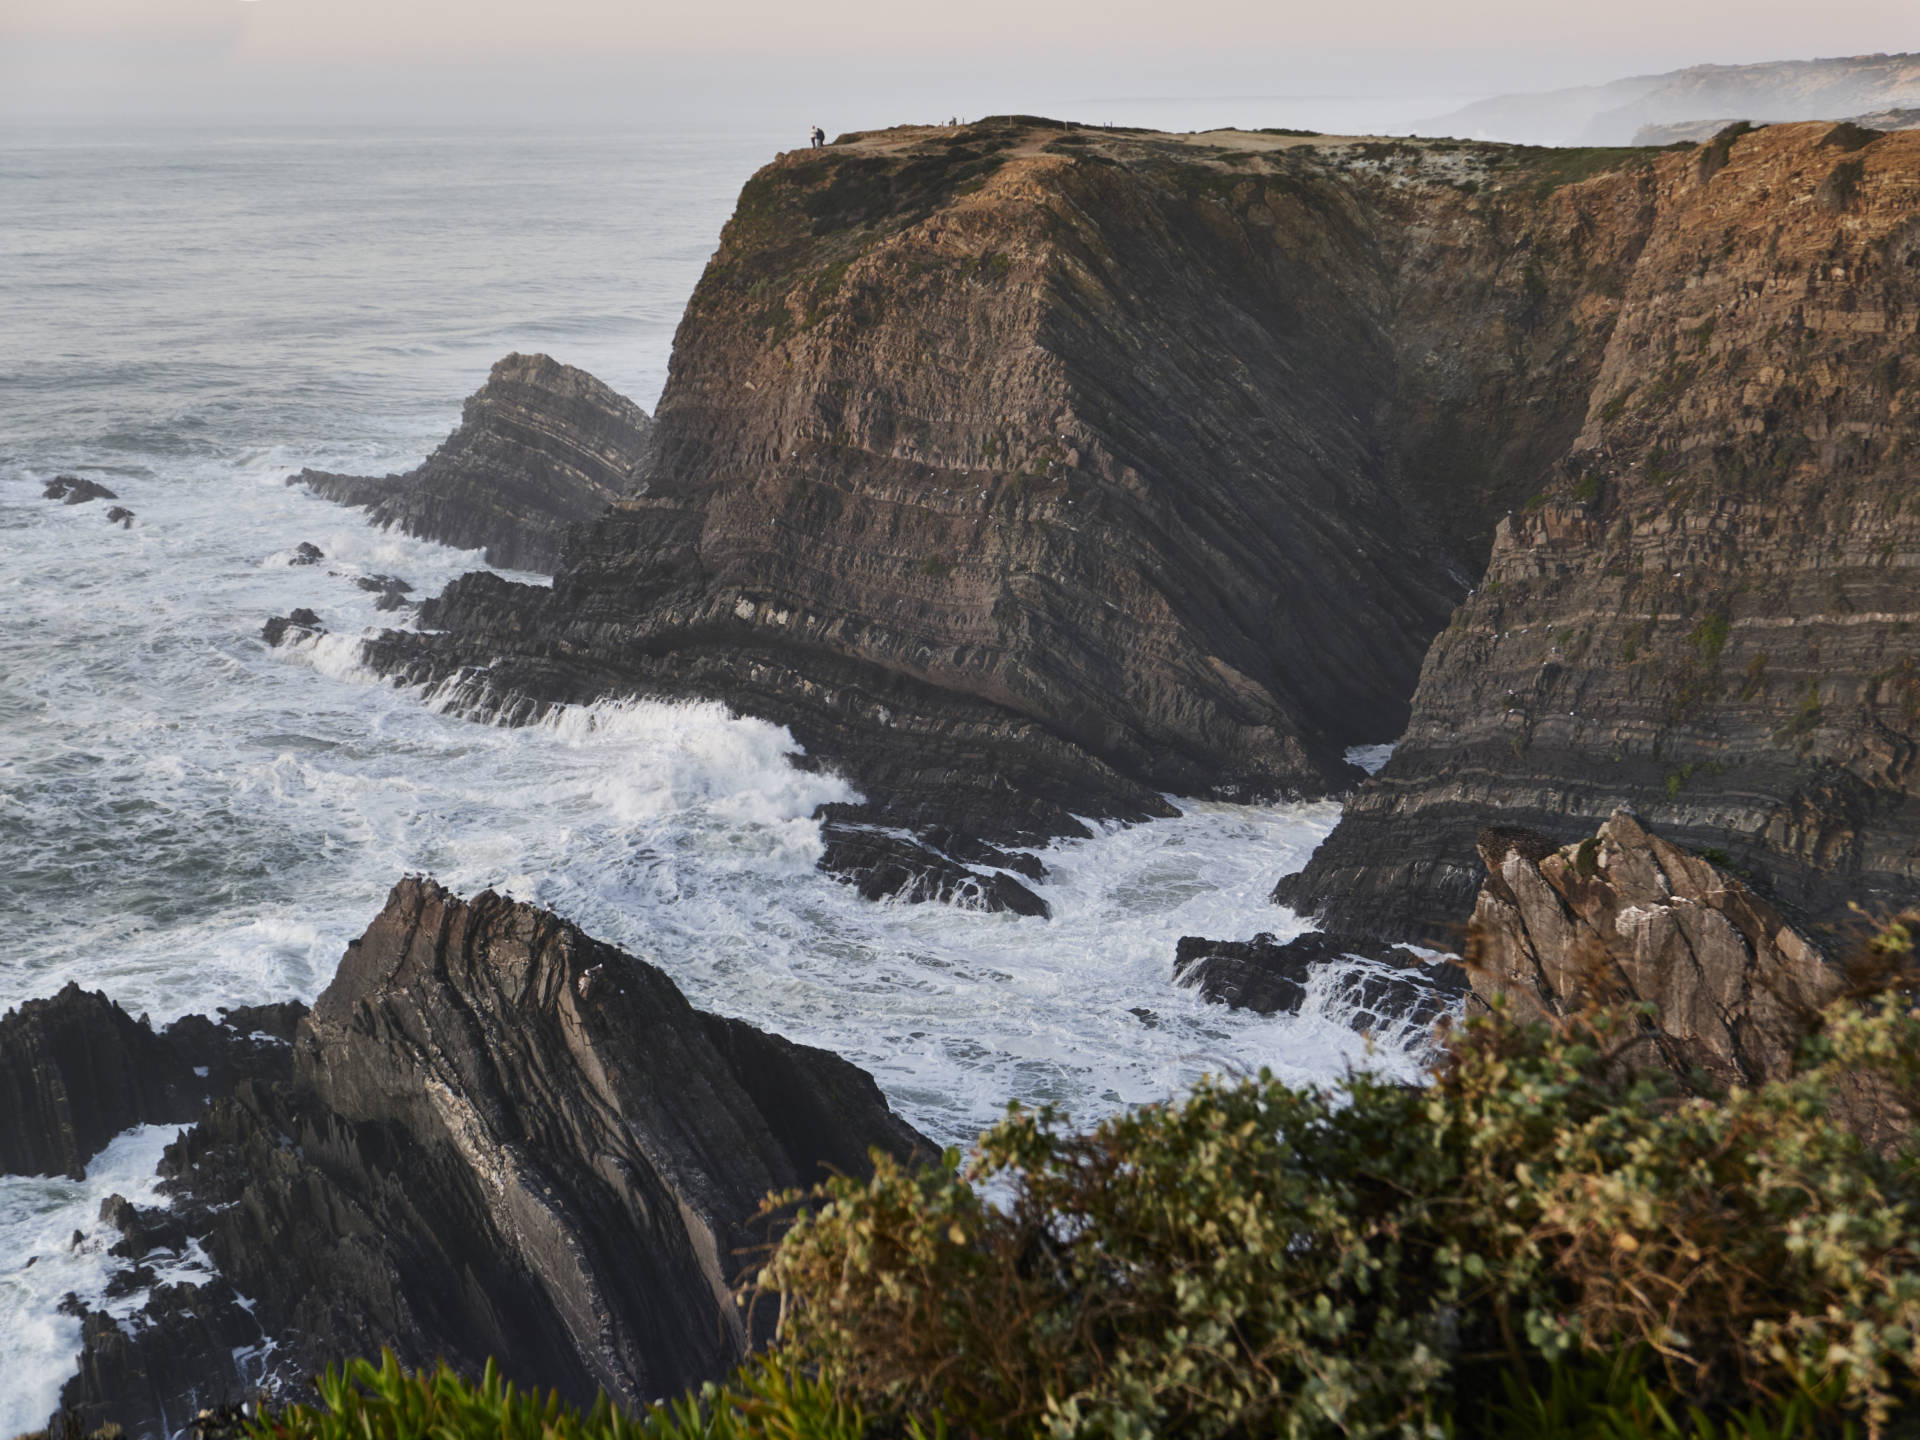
[0,986,302,1181]
[360,119,1661,883]
[1280,123,1920,943]
[294,353,650,573]
[53,878,929,1435]
[1464,810,1842,1086]
[1173,932,1468,1035]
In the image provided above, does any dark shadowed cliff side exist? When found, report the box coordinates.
[52,878,928,1435]
[1281,122,1920,945]
[294,352,650,572]
[361,118,1665,885]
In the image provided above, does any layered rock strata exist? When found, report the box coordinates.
[1282,122,1920,943]
[294,353,650,572]
[1463,810,1844,1087]
[51,879,928,1435]
[0,986,303,1181]
[359,119,1665,890]
[1173,931,1468,1035]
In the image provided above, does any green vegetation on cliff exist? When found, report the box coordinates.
[250,921,1920,1440]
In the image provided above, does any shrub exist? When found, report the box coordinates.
[757,969,1920,1438]
[249,1352,892,1440]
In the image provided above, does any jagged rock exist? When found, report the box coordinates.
[1464,810,1843,1087]
[819,818,1050,917]
[44,476,118,505]
[53,878,929,1434]
[294,353,648,573]
[105,506,135,528]
[352,573,416,612]
[260,609,323,647]
[1278,124,1920,944]
[287,542,324,566]
[0,986,303,1181]
[356,119,1666,883]
[1174,932,1468,1034]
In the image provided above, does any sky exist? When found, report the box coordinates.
[3,0,1918,131]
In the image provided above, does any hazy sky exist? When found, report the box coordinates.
[3,0,1917,129]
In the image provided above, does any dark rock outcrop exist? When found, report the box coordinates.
[53,878,928,1435]
[1173,931,1468,1035]
[294,353,650,573]
[105,506,135,528]
[0,986,303,1180]
[287,542,324,566]
[260,608,322,647]
[354,120,1665,894]
[1462,810,1843,1088]
[1279,123,1920,944]
[818,816,1050,916]
[355,573,416,611]
[44,476,118,504]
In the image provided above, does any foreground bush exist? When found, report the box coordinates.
[248,1351,889,1440]
[757,931,1920,1438]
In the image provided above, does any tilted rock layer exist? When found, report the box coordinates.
[1282,122,1920,943]
[367,119,1667,867]
[295,352,650,572]
[1465,810,1841,1086]
[53,879,927,1434]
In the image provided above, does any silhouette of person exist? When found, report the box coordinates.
[810,126,824,148]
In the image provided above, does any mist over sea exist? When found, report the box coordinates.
[0,125,1421,1424]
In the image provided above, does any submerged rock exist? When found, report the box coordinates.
[44,476,119,505]
[287,542,324,566]
[104,506,135,528]
[53,878,929,1434]
[1174,932,1468,1035]
[294,352,649,573]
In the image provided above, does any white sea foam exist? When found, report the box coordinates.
[0,1126,194,1435]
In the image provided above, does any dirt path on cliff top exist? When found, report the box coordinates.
[827,123,1389,161]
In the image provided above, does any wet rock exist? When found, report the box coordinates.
[44,476,119,505]
[1464,809,1844,1088]
[819,816,1050,917]
[260,609,323,647]
[54,878,931,1433]
[1174,932,1468,1035]
[0,985,304,1181]
[294,353,648,574]
[287,542,324,565]
[105,507,135,528]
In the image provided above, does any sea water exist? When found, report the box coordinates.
[0,125,1425,1428]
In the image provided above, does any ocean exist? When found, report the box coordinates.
[0,124,1419,1427]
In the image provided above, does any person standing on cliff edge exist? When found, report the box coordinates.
[810,126,825,148]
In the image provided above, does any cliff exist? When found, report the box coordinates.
[294,352,650,572]
[49,879,928,1434]
[358,118,1661,894]
[1281,121,1920,945]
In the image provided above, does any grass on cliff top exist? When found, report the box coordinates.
[1493,144,1669,195]
[250,917,1920,1440]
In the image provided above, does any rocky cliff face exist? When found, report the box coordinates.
[295,352,650,572]
[1281,122,1920,944]
[1465,811,1842,1086]
[0,987,302,1181]
[361,119,1660,890]
[50,879,928,1435]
